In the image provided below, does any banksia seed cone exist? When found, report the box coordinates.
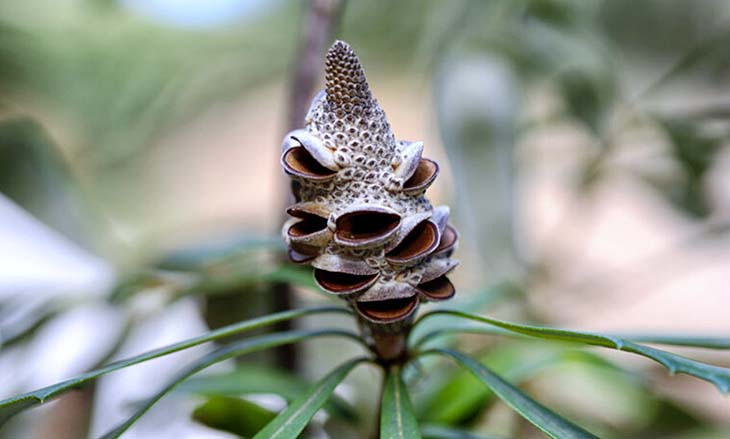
[281,41,458,350]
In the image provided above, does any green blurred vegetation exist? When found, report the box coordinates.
[1,0,729,438]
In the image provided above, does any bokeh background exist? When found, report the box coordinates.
[1,0,729,438]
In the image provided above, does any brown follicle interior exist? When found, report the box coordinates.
[387,221,438,262]
[434,224,458,254]
[336,210,400,243]
[356,296,418,322]
[288,214,328,237]
[314,269,378,294]
[284,147,337,178]
[417,275,455,300]
[404,158,438,191]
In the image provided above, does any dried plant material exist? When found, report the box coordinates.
[334,206,401,248]
[282,147,338,180]
[281,40,459,338]
[314,269,379,295]
[386,220,439,265]
[433,224,459,257]
[356,296,419,324]
[402,159,439,194]
[417,275,456,301]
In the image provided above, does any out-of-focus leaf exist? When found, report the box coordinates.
[0,306,351,425]
[557,66,615,133]
[191,264,320,298]
[108,269,196,304]
[110,261,323,303]
[156,235,284,271]
[179,363,357,421]
[0,297,64,348]
[425,349,598,439]
[600,0,730,86]
[0,118,97,249]
[100,329,362,439]
[252,358,366,439]
[418,342,562,424]
[381,366,422,439]
[417,341,646,427]
[648,118,725,218]
[416,311,730,393]
[434,53,521,279]
[631,398,705,438]
[192,395,276,438]
[1,2,300,169]
[421,423,508,439]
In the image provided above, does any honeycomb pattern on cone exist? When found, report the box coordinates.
[281,40,459,329]
[324,40,373,109]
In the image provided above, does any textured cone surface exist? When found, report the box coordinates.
[281,40,459,327]
[325,40,373,109]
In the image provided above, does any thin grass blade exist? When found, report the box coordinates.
[0,306,350,426]
[415,325,730,351]
[252,357,367,439]
[381,366,422,439]
[179,363,358,421]
[415,310,730,394]
[425,349,598,439]
[100,329,362,439]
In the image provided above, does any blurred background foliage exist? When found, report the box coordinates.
[1,0,729,438]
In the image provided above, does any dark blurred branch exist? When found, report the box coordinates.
[287,0,344,129]
[273,0,344,371]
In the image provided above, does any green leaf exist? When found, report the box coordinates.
[647,118,725,218]
[192,395,276,438]
[605,334,730,350]
[252,357,367,439]
[415,311,730,394]
[157,235,284,271]
[100,329,362,439]
[421,424,508,439]
[381,366,422,439]
[425,349,598,439]
[419,342,656,428]
[179,363,357,421]
[0,118,99,249]
[0,306,350,425]
[414,325,730,351]
[418,342,563,425]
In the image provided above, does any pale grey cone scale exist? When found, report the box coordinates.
[281,40,459,331]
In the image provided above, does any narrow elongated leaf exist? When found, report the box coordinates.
[179,364,357,421]
[421,343,660,429]
[606,334,730,350]
[418,342,564,424]
[100,329,362,439]
[415,310,730,393]
[414,326,730,350]
[252,357,367,439]
[0,306,350,425]
[425,349,598,439]
[381,367,422,439]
